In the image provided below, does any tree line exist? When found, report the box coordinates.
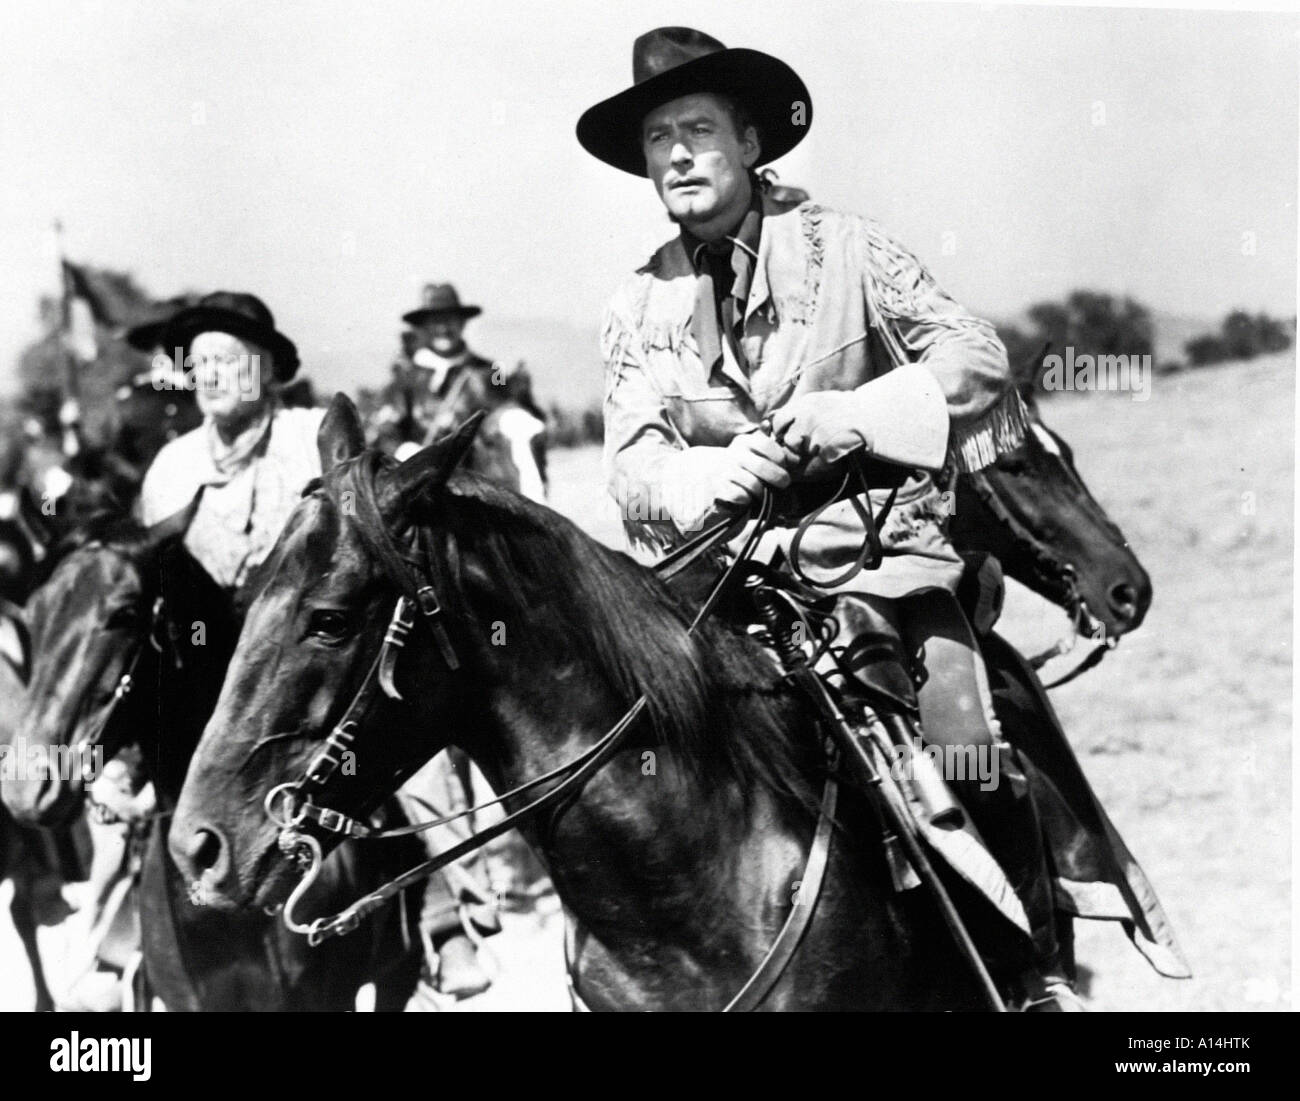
[998,290,1294,392]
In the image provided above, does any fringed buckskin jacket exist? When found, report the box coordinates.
[600,191,1031,598]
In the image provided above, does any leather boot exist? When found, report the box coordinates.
[957,740,1079,1007]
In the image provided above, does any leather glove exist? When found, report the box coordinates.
[769,363,950,475]
[660,431,797,533]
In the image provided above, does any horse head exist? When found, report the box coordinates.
[951,378,1152,641]
[170,394,487,912]
[469,405,548,504]
[2,501,215,826]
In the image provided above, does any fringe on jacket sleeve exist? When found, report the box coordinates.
[947,386,1032,473]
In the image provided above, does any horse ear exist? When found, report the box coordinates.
[317,393,368,472]
[1018,343,1052,407]
[391,412,485,502]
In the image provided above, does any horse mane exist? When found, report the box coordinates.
[413,471,819,812]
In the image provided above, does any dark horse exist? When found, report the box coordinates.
[4,509,423,1011]
[171,397,1085,1011]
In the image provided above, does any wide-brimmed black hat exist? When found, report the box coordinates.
[120,295,199,352]
[402,283,482,326]
[162,291,300,381]
[576,27,812,177]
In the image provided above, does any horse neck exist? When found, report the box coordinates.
[475,670,797,923]
[142,557,241,808]
[422,490,815,811]
[437,568,816,984]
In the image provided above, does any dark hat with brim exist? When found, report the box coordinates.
[402,282,482,326]
[121,295,198,352]
[122,318,170,353]
[162,291,299,381]
[577,27,812,177]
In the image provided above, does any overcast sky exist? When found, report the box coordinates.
[1,0,1295,399]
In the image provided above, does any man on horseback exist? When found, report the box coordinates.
[373,283,546,465]
[580,27,1080,1009]
[136,292,498,1002]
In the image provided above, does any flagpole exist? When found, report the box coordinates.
[53,218,82,457]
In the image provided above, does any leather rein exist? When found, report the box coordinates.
[262,452,882,1009]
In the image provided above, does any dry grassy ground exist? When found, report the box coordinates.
[1011,353,1293,1012]
[1,352,1291,1011]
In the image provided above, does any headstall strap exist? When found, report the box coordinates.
[378,597,417,699]
[304,719,359,789]
[75,637,150,765]
[413,584,459,671]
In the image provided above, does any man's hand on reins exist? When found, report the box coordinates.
[770,368,950,476]
[769,391,873,478]
[664,431,798,532]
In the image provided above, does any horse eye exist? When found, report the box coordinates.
[307,609,352,640]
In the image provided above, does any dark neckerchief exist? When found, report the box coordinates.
[681,187,764,378]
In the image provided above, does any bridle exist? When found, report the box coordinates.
[260,449,882,1009]
[262,453,631,930]
[82,604,169,821]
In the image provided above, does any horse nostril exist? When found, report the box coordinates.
[1108,582,1137,615]
[196,830,221,871]
[181,825,228,881]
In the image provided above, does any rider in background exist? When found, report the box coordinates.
[137,290,498,1004]
[581,27,1078,1010]
[139,292,324,594]
[371,283,548,498]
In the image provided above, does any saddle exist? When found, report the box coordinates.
[663,547,978,733]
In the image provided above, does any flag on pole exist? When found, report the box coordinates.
[61,259,111,364]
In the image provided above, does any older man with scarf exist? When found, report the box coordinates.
[138,292,498,1002]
